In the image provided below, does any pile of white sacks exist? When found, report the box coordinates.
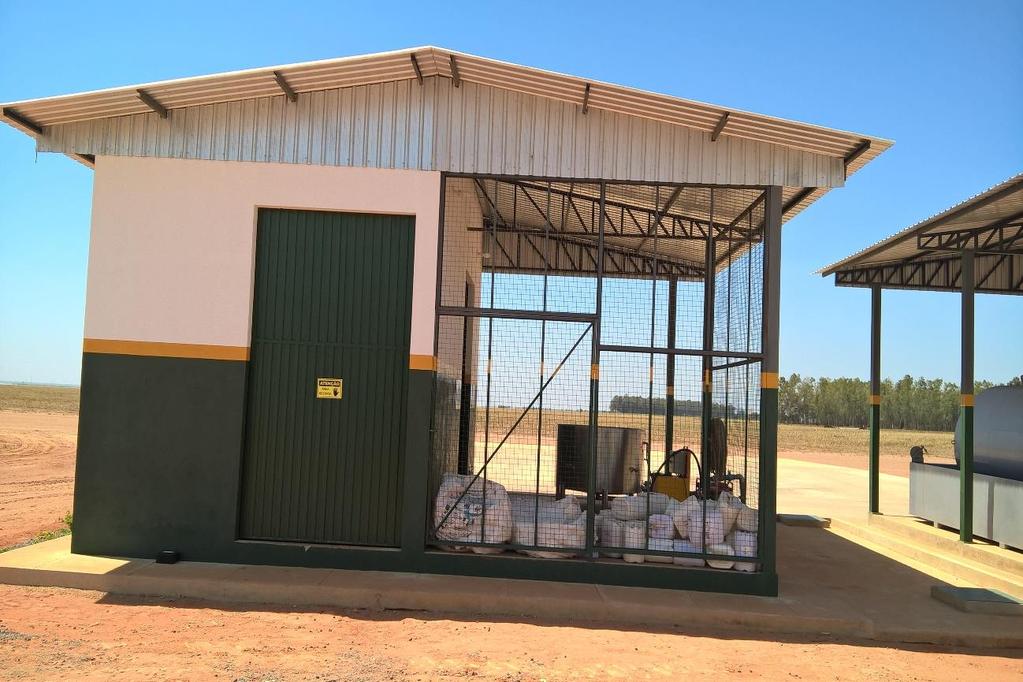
[433,473,590,557]
[597,490,759,571]
[433,473,757,570]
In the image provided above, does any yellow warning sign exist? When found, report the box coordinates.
[316,378,343,400]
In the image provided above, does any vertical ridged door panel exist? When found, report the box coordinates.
[240,209,413,546]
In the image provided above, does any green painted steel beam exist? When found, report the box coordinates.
[960,249,975,543]
[869,285,881,514]
[758,185,783,580]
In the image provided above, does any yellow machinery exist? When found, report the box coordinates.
[650,447,692,501]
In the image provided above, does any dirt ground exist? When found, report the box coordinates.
[0,584,1019,681]
[0,411,77,549]
[2,408,1004,680]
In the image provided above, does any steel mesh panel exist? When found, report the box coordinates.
[430,176,769,569]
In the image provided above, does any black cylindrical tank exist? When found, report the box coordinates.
[954,386,1023,481]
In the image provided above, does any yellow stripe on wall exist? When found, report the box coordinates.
[409,354,437,371]
[83,338,250,361]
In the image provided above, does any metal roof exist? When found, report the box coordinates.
[472,178,767,279]
[821,173,1023,295]
[2,46,891,178]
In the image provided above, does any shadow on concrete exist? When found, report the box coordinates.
[84,525,1023,655]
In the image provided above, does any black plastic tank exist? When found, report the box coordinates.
[954,386,1023,481]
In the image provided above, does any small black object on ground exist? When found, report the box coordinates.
[156,550,180,564]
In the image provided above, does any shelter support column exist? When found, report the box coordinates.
[759,186,782,579]
[960,249,975,543]
[868,285,881,514]
[665,277,677,462]
[700,191,716,502]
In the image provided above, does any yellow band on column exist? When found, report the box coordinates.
[761,372,779,389]
[591,364,600,380]
[409,354,437,371]
[960,394,974,407]
[869,394,881,405]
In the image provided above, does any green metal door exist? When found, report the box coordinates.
[239,209,414,546]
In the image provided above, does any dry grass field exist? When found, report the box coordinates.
[481,406,954,460]
[0,384,80,414]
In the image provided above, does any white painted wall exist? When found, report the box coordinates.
[86,156,441,355]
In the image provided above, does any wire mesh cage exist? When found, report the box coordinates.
[429,175,769,571]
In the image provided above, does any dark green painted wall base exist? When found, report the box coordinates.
[72,352,248,559]
[72,353,776,596]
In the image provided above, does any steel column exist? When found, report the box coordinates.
[759,185,783,581]
[585,181,606,559]
[665,276,678,461]
[700,190,716,500]
[868,285,881,514]
[960,249,975,543]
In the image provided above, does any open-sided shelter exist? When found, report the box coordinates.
[821,173,1022,548]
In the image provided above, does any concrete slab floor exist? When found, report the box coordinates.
[3,525,1022,649]
[777,457,909,520]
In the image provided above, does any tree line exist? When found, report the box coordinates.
[609,374,1021,432]
[779,374,1021,431]
[608,395,751,419]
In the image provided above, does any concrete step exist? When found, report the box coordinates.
[827,521,982,590]
[829,518,1023,600]
[867,514,1023,578]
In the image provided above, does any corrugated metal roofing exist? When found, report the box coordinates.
[37,77,844,190]
[2,46,891,176]
[820,173,1023,295]
[821,173,1023,273]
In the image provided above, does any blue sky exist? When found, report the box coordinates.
[1,1,1020,386]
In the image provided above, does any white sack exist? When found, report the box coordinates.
[508,494,587,559]
[672,539,705,567]
[717,491,742,535]
[671,512,689,539]
[728,530,758,572]
[611,492,671,521]
[647,514,675,540]
[706,543,735,570]
[434,473,512,553]
[646,492,671,515]
[622,520,647,563]
[736,504,759,532]
[512,514,586,559]
[664,496,687,518]
[599,515,624,558]
[681,495,704,516]
[687,503,725,546]
[646,537,674,563]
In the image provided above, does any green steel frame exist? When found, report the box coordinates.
[862,250,978,542]
[427,174,783,594]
